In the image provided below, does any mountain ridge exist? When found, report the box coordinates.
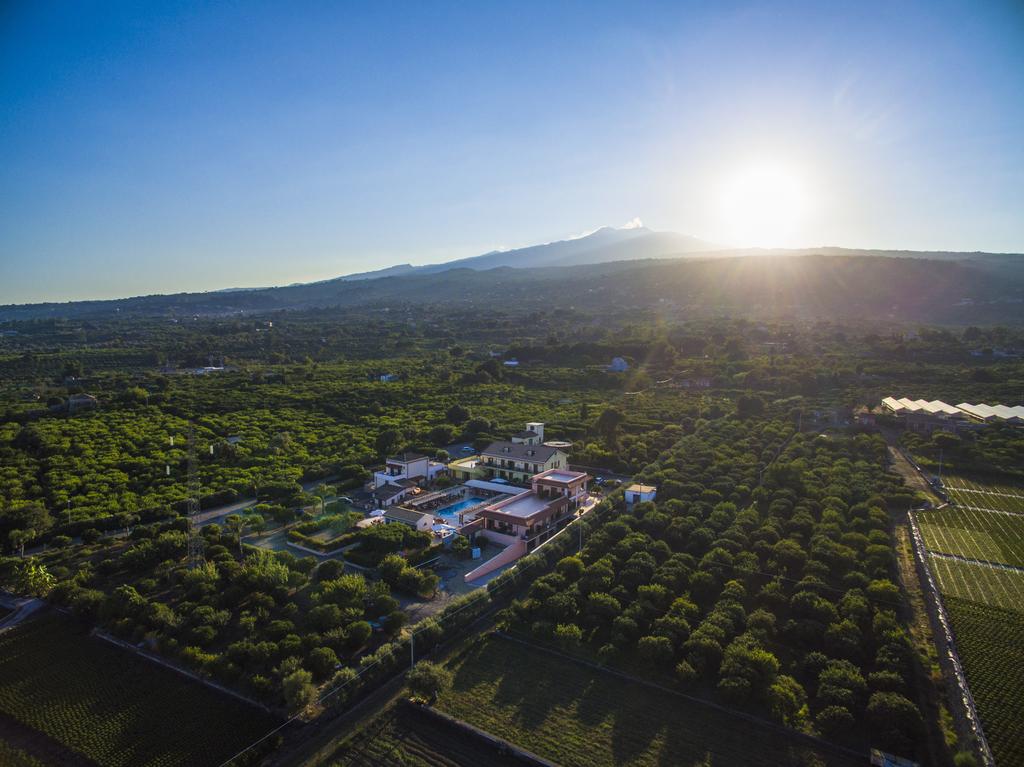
[1,224,1022,322]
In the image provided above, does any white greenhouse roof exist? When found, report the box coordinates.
[885,396,1024,423]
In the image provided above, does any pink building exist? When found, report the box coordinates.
[476,469,589,553]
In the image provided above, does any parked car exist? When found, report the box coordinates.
[460,445,474,452]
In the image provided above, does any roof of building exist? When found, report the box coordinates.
[626,484,657,494]
[372,484,408,501]
[387,452,428,463]
[482,491,554,522]
[481,441,562,462]
[533,468,589,485]
[394,478,419,488]
[884,396,1024,422]
[510,430,539,439]
[384,506,430,524]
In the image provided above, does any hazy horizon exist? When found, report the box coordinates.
[2,1,1023,304]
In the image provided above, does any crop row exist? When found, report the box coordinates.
[943,596,1024,767]
[929,556,1024,612]
[942,475,1024,516]
[917,506,1024,567]
[0,613,277,767]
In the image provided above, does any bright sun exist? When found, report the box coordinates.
[714,162,809,248]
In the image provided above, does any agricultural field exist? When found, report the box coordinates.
[0,740,44,767]
[434,635,862,767]
[327,702,525,767]
[942,475,1024,516]
[0,611,279,767]
[914,471,1024,767]
[917,506,1024,567]
[930,557,1024,611]
[943,597,1024,767]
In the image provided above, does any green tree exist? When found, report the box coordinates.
[865,692,924,754]
[308,647,339,681]
[12,559,56,596]
[445,404,470,425]
[637,635,674,668]
[8,529,33,558]
[407,661,452,702]
[225,514,248,555]
[283,669,318,713]
[595,407,625,448]
[375,429,401,458]
[554,623,583,650]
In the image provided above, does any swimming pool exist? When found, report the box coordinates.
[433,497,483,519]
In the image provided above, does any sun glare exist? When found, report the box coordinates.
[714,162,809,248]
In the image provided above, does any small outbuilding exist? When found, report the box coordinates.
[608,357,629,372]
[624,483,657,505]
[383,506,434,533]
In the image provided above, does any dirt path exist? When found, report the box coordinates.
[887,444,942,504]
[892,520,957,767]
[0,712,96,767]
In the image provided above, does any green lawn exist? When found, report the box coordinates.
[944,596,1024,767]
[435,636,862,767]
[0,612,279,767]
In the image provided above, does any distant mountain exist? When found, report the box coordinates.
[337,225,717,281]
[2,251,1023,324]
[2,221,1022,322]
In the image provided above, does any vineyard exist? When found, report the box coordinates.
[915,472,1024,767]
[0,740,44,767]
[916,506,1024,567]
[943,475,1024,516]
[0,612,279,767]
[943,597,1024,767]
[435,635,863,767]
[328,703,525,767]
[930,556,1024,611]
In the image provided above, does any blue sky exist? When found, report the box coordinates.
[1,0,1022,303]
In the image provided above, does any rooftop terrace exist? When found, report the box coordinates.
[486,491,552,520]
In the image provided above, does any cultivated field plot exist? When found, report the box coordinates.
[328,703,526,767]
[0,739,44,767]
[942,475,1024,516]
[943,596,1024,767]
[917,507,1024,567]
[929,556,1024,611]
[436,636,862,767]
[0,612,279,767]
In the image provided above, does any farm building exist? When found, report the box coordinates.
[882,396,1024,432]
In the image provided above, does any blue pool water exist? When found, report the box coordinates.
[434,497,481,519]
